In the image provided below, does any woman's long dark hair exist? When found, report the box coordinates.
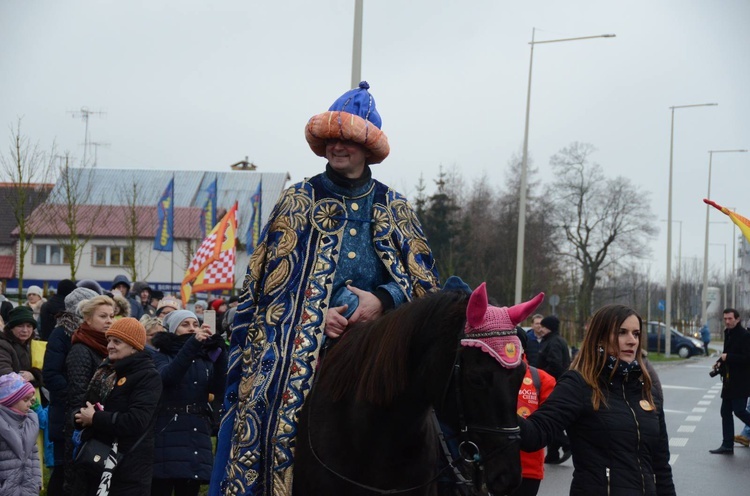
[571,304,654,410]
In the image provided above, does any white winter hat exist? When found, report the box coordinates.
[27,285,43,297]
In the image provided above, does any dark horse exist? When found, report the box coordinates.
[294,283,544,495]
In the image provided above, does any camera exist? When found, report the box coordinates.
[709,359,724,378]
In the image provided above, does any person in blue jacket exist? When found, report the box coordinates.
[700,324,711,356]
[150,310,227,496]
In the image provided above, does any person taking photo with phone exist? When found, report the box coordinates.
[150,310,227,495]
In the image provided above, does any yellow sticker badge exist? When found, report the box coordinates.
[117,377,127,387]
[523,376,533,386]
[639,400,653,411]
[505,342,517,358]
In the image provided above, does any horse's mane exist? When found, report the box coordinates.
[318,290,469,406]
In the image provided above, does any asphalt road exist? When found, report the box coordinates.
[535,354,749,495]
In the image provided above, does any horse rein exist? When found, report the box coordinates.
[304,379,459,495]
[304,334,522,495]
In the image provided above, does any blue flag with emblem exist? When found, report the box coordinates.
[246,180,262,255]
[153,178,174,251]
[201,177,217,238]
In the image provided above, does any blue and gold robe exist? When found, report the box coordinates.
[210,172,440,496]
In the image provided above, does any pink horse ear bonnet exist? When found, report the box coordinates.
[460,283,544,369]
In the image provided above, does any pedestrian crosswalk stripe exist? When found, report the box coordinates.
[685,415,702,422]
[677,425,696,433]
[669,438,689,447]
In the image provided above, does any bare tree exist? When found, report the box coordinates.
[37,154,106,279]
[118,180,142,281]
[0,119,54,302]
[547,142,658,332]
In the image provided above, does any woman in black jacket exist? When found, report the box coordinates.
[520,305,676,495]
[73,317,162,495]
[151,309,227,496]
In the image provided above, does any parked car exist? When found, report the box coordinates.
[646,321,704,358]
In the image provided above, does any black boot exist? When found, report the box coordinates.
[709,445,734,454]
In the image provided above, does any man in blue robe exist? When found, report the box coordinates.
[210,81,441,496]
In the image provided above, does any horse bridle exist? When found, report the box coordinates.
[305,332,522,495]
[447,341,523,494]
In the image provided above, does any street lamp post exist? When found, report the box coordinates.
[661,219,682,322]
[700,149,747,327]
[665,103,717,357]
[514,29,615,304]
[350,0,363,88]
[710,242,727,309]
[732,210,737,308]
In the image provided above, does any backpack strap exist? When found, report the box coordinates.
[529,365,541,394]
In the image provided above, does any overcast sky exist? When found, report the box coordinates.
[2,0,748,286]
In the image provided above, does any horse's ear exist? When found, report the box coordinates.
[507,292,545,325]
[467,282,488,328]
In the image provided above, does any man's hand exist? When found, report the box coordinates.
[720,353,727,362]
[347,285,383,325]
[325,305,349,338]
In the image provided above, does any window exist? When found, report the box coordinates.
[93,246,133,267]
[34,244,70,265]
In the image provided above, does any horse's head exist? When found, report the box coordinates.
[447,283,544,495]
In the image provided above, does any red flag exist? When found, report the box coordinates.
[181,202,238,306]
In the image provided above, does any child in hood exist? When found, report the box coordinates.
[0,372,42,495]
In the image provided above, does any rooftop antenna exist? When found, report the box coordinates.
[67,107,106,166]
[88,142,110,167]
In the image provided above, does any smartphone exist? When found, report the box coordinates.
[204,309,216,335]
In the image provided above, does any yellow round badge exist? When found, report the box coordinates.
[517,406,531,418]
[523,376,533,386]
[505,343,517,358]
[639,400,653,411]
[117,377,127,387]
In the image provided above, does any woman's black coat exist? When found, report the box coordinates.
[150,332,226,482]
[72,351,162,495]
[520,368,675,495]
[42,325,73,443]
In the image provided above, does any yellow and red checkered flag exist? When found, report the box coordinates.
[181,202,238,306]
[704,199,750,244]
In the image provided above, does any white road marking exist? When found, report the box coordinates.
[662,385,705,390]
[693,407,707,413]
[685,415,702,422]
[703,395,716,399]
[669,438,689,447]
[697,401,711,405]
[678,425,696,433]
[669,454,679,465]
[664,409,687,414]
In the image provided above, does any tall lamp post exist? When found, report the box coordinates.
[710,242,727,309]
[514,29,615,303]
[700,149,747,327]
[661,219,683,322]
[664,103,717,357]
[350,0,363,88]
[731,208,737,308]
